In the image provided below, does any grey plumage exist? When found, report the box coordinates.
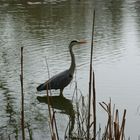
[37,40,86,95]
[37,70,72,91]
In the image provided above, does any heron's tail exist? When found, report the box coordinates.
[37,83,46,91]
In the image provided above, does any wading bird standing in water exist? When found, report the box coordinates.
[37,40,86,96]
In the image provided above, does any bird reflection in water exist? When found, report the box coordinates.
[37,95,75,134]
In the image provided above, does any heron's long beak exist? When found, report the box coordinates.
[78,40,87,44]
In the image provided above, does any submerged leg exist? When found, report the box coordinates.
[60,89,64,96]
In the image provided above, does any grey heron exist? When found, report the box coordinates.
[36,40,86,96]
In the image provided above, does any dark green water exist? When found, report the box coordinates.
[0,0,140,139]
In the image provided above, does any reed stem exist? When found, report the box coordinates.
[87,9,96,140]
[93,70,96,140]
[45,57,58,140]
[20,47,25,140]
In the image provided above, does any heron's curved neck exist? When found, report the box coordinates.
[69,46,75,74]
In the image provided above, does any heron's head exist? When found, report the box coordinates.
[69,40,86,49]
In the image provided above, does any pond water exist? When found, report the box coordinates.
[0,0,140,139]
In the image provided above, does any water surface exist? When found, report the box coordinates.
[0,0,140,139]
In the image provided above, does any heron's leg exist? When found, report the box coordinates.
[60,89,63,96]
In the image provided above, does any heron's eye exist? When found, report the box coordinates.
[69,74,73,78]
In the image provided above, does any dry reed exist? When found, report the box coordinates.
[99,100,127,140]
[45,58,59,140]
[20,47,25,140]
[87,9,96,140]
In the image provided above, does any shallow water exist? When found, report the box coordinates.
[0,0,140,139]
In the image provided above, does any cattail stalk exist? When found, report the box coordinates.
[20,47,25,140]
[87,9,96,139]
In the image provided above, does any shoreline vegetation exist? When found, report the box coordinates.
[18,9,127,140]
